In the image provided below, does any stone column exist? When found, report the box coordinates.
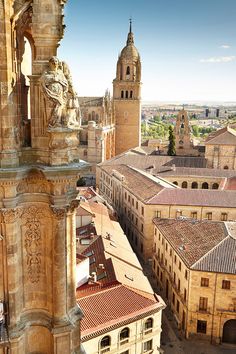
[51,207,68,324]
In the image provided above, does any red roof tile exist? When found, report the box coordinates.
[78,284,161,339]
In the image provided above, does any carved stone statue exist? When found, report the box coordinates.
[40,57,81,129]
[61,61,81,128]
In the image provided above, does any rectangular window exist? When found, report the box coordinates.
[143,340,152,352]
[141,243,143,253]
[170,249,172,256]
[191,211,197,219]
[222,280,230,290]
[158,233,161,241]
[221,213,228,221]
[165,243,168,251]
[185,270,188,280]
[184,288,187,302]
[125,192,127,200]
[178,279,180,291]
[176,300,180,313]
[179,261,181,271]
[128,195,130,202]
[173,272,176,284]
[141,224,143,232]
[199,297,208,311]
[156,210,161,218]
[141,206,144,216]
[165,259,167,266]
[174,255,177,263]
[201,277,209,287]
[172,292,175,306]
[197,320,207,334]
[136,201,138,209]
[132,198,134,206]
[206,212,212,220]
[176,210,182,218]
[169,265,172,273]
[135,217,138,225]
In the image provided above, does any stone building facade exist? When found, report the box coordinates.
[152,219,236,345]
[78,93,115,167]
[205,126,236,170]
[0,1,90,353]
[97,152,236,262]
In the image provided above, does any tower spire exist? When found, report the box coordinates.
[127,18,134,45]
[129,17,132,33]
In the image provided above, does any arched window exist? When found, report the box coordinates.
[192,182,198,189]
[126,66,130,75]
[119,327,130,345]
[125,90,129,99]
[182,181,187,188]
[202,182,209,189]
[130,90,133,98]
[212,183,219,190]
[100,336,111,352]
[95,114,99,122]
[173,181,178,186]
[144,318,153,334]
[121,90,124,98]
[224,165,229,170]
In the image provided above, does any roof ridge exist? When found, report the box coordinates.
[191,234,229,269]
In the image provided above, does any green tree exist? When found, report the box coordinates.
[167,126,176,156]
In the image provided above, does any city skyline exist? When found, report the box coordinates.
[58,0,236,103]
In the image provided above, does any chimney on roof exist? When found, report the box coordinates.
[106,232,111,240]
[91,271,97,282]
[171,164,176,171]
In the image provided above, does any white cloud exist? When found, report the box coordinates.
[200,56,236,63]
[220,44,231,49]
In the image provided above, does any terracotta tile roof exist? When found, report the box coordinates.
[157,167,236,178]
[100,165,176,201]
[147,188,236,207]
[98,152,207,170]
[78,284,162,340]
[192,236,236,274]
[153,219,228,268]
[205,126,236,145]
[76,201,94,216]
[222,176,236,190]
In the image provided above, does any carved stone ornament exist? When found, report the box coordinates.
[2,208,22,223]
[21,206,48,283]
[51,206,66,219]
[40,57,81,130]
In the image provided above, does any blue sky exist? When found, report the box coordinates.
[58,0,236,102]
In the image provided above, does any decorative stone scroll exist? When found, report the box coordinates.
[21,206,48,284]
[2,208,22,223]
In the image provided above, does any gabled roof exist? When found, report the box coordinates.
[205,126,236,145]
[78,284,163,341]
[153,218,236,274]
[99,164,177,202]
[147,188,236,207]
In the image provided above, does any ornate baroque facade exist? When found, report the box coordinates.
[0,1,88,353]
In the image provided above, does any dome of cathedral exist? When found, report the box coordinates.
[120,43,139,60]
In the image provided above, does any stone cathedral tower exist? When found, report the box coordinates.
[113,21,142,155]
[0,1,87,353]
